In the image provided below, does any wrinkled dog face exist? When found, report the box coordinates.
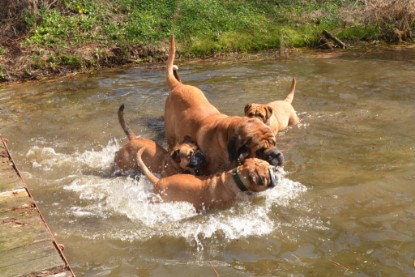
[227,118,284,167]
[244,104,273,124]
[239,158,280,192]
[171,138,206,174]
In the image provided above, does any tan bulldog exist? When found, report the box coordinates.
[164,36,284,175]
[114,104,206,176]
[136,147,280,212]
[244,78,300,135]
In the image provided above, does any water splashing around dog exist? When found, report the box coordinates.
[26,139,317,250]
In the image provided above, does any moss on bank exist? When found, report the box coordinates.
[0,0,414,82]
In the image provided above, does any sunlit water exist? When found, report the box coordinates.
[1,47,414,276]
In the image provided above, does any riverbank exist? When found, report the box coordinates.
[1,0,414,83]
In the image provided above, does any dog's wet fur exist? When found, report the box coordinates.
[164,36,284,175]
[114,104,206,176]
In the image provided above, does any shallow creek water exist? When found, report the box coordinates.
[1,47,414,276]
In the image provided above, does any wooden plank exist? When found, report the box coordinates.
[0,208,52,251]
[0,188,33,212]
[0,161,14,170]
[0,241,66,277]
[0,172,24,191]
[0,135,75,276]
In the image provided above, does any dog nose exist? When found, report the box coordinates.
[189,151,206,167]
[264,148,284,167]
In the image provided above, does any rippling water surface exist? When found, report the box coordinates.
[1,47,414,276]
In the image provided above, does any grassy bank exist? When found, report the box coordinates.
[0,0,414,82]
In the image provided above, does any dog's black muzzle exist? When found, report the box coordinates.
[264,148,284,167]
[188,150,207,174]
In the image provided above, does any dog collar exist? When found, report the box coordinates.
[232,166,249,192]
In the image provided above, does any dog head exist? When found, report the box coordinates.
[170,136,206,175]
[244,103,273,124]
[235,158,281,192]
[227,118,284,167]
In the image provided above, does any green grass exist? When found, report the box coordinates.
[3,0,411,82]
[24,0,368,54]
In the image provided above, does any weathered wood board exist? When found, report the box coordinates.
[0,135,75,277]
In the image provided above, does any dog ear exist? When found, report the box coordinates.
[170,149,181,163]
[227,135,240,162]
[244,104,252,115]
[227,135,249,163]
[264,106,273,121]
[237,146,250,163]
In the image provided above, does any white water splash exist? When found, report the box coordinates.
[27,140,319,248]
[26,139,120,171]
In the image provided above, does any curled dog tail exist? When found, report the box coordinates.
[136,148,160,185]
[167,35,181,89]
[284,78,296,104]
[118,104,136,141]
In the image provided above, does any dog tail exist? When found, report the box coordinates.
[284,78,296,104]
[136,148,160,185]
[167,35,181,89]
[118,104,136,141]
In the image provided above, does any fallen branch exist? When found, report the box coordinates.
[323,30,347,48]
[318,36,334,49]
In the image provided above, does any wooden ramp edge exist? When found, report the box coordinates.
[0,135,75,277]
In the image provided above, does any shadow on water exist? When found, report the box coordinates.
[1,47,415,276]
[143,116,166,144]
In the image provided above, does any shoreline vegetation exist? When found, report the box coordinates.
[0,0,414,83]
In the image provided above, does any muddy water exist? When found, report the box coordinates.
[1,47,414,276]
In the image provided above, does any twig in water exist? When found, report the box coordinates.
[209,261,219,277]
[329,259,350,273]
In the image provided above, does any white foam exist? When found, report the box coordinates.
[27,140,320,248]
[26,139,120,171]
[265,173,308,208]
